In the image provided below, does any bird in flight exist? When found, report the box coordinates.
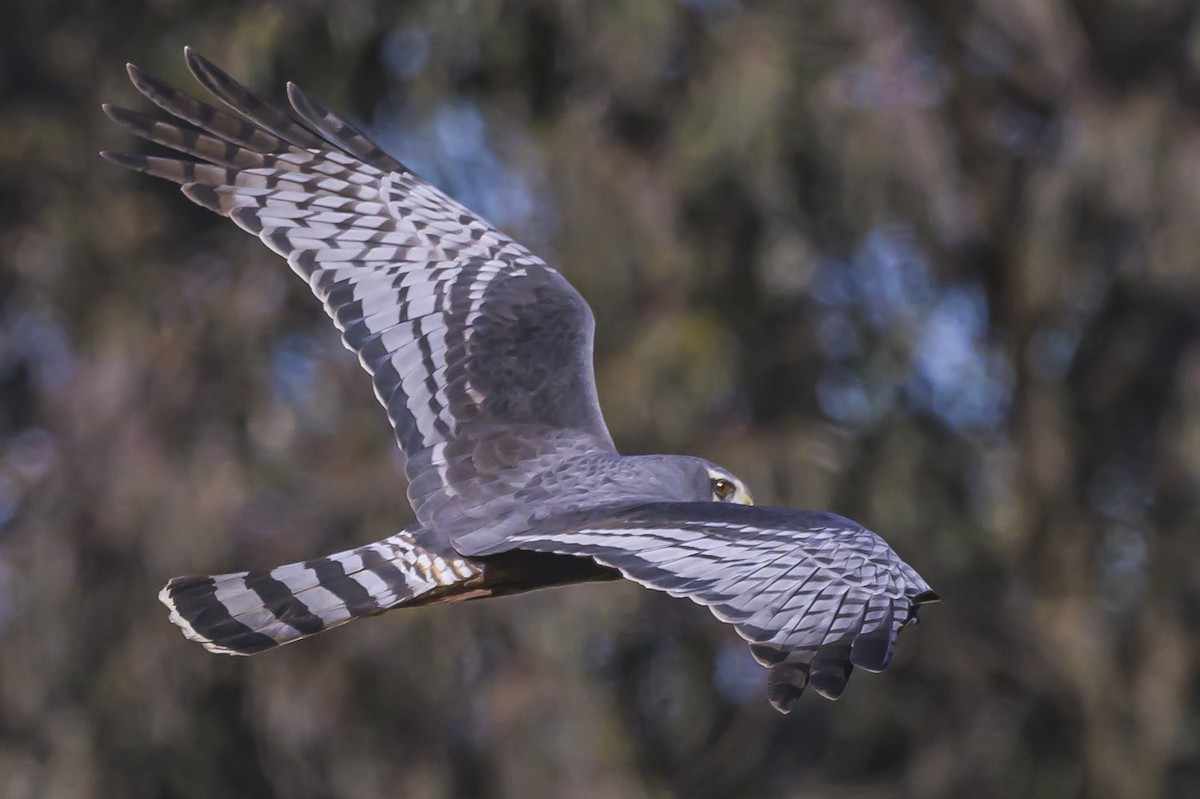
[102,48,937,713]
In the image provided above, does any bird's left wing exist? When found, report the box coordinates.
[101,49,617,538]
[495,503,937,712]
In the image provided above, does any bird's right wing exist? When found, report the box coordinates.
[102,49,615,537]
[497,503,938,712]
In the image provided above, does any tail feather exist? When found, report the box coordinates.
[159,528,482,655]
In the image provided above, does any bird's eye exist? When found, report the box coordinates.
[712,478,736,501]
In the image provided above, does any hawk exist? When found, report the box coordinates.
[102,48,937,712]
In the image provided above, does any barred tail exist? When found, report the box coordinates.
[158,528,482,655]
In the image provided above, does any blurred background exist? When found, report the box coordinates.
[2,1,1199,797]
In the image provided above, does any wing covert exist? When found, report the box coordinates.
[500,503,938,712]
[102,49,615,533]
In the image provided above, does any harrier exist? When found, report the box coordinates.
[102,49,937,712]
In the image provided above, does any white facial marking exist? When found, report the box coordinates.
[706,467,754,505]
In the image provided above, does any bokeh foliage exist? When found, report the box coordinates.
[2,1,1200,797]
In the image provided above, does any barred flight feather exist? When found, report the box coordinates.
[503,503,938,712]
[159,529,481,655]
[102,47,615,542]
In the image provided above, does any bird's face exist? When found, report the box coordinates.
[706,466,754,505]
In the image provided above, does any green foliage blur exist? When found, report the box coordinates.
[3,1,1199,797]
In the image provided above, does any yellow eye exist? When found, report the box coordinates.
[712,478,736,501]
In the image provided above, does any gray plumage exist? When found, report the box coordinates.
[104,48,937,713]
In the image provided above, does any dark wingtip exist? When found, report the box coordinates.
[849,631,895,673]
[766,682,800,714]
[286,81,337,133]
[183,46,219,88]
[766,662,810,713]
[285,81,316,117]
[914,590,941,605]
[101,103,137,128]
[181,183,224,212]
[809,670,851,701]
[126,62,151,89]
[125,62,171,103]
[99,150,141,169]
[809,646,854,700]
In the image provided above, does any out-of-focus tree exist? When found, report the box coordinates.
[2,1,1198,797]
